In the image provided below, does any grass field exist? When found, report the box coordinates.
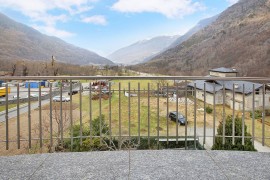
[0,104,17,112]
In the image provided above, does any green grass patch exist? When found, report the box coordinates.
[0,104,17,112]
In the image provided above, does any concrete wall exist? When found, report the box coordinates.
[195,89,223,105]
[209,71,237,77]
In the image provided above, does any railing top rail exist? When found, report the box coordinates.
[1,76,270,81]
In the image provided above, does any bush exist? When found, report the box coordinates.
[205,106,213,114]
[250,110,262,119]
[63,114,110,152]
[212,115,256,151]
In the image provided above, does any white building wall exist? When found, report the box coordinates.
[195,90,223,105]
[194,87,270,110]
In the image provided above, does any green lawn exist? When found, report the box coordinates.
[0,104,17,112]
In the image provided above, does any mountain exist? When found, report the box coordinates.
[133,0,270,76]
[168,15,219,49]
[107,35,179,65]
[0,12,113,65]
[140,15,219,63]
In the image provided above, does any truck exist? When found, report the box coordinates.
[0,87,11,97]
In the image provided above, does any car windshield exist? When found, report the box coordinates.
[178,114,184,118]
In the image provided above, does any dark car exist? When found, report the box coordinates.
[154,91,167,97]
[101,89,112,95]
[168,111,187,125]
[68,90,79,95]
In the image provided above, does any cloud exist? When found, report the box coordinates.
[111,0,205,18]
[226,0,239,5]
[0,0,97,38]
[81,15,107,25]
[32,24,75,38]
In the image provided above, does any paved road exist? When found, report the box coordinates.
[0,99,50,122]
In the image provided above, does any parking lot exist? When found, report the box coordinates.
[0,85,51,101]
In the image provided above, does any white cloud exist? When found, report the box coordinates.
[0,0,97,38]
[32,24,75,38]
[111,0,205,18]
[81,15,107,25]
[226,0,239,6]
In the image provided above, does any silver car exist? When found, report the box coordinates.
[53,96,70,102]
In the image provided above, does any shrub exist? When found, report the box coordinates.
[212,115,256,151]
[250,110,262,119]
[63,114,110,152]
[205,106,213,114]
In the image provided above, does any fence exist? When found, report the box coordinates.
[0,76,269,154]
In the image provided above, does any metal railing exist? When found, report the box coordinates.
[0,76,270,153]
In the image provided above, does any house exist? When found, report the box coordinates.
[188,67,270,110]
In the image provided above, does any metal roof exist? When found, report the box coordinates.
[188,80,223,94]
[209,67,238,73]
[216,80,262,94]
[188,79,263,95]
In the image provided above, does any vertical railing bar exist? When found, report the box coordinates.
[138,83,140,144]
[70,80,73,151]
[232,83,235,145]
[213,84,216,145]
[60,82,63,146]
[109,82,112,144]
[185,80,188,149]
[203,83,206,146]
[148,83,150,148]
[119,82,121,150]
[222,84,225,145]
[89,82,92,144]
[39,82,42,148]
[194,83,197,149]
[157,83,160,149]
[28,83,31,149]
[166,83,169,146]
[242,84,245,145]
[176,83,179,145]
[252,84,255,146]
[128,82,131,139]
[99,83,102,145]
[5,82,9,150]
[79,82,82,146]
[262,84,265,146]
[17,83,20,149]
[49,83,53,151]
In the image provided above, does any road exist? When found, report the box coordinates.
[0,99,50,122]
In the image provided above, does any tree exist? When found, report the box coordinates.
[22,62,28,76]
[212,115,256,151]
[11,64,16,76]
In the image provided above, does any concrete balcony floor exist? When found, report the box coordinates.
[1,150,270,180]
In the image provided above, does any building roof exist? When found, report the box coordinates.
[209,67,238,73]
[188,80,223,94]
[188,80,263,95]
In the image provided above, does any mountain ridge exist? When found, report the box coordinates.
[133,0,270,76]
[107,35,179,65]
[0,12,113,65]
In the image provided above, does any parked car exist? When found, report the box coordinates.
[41,92,48,96]
[154,91,167,97]
[13,95,22,99]
[168,111,187,125]
[25,94,39,98]
[53,96,70,102]
[101,89,112,95]
[68,90,79,95]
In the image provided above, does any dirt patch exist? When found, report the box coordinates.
[0,104,81,156]
[42,102,79,110]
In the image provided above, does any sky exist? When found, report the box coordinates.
[0,0,238,57]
